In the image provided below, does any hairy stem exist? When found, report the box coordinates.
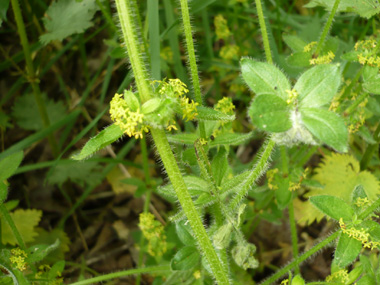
[179,0,206,139]
[229,139,275,211]
[114,1,229,283]
[255,0,273,64]
[115,0,151,103]
[315,0,341,55]
[260,231,340,285]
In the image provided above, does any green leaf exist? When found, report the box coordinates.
[275,177,291,210]
[197,106,235,122]
[48,261,65,280]
[248,94,292,132]
[176,220,197,246]
[157,176,209,201]
[209,132,254,147]
[167,133,198,145]
[12,93,66,131]
[27,239,60,263]
[141,98,161,114]
[47,161,102,187]
[353,0,380,18]
[0,0,9,27]
[286,52,312,68]
[351,185,368,214]
[72,124,124,160]
[309,195,354,221]
[220,170,250,196]
[334,232,362,268]
[362,66,379,81]
[301,108,348,152]
[295,64,341,108]
[341,50,361,62]
[1,209,42,245]
[282,35,307,52]
[0,151,23,181]
[240,58,290,100]
[171,246,200,271]
[211,147,229,187]
[32,228,70,263]
[363,76,380,94]
[40,0,98,45]
[0,182,7,204]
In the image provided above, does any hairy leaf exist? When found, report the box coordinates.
[240,58,290,100]
[72,124,124,160]
[295,64,341,108]
[171,246,200,271]
[301,108,348,152]
[197,106,235,122]
[0,151,23,181]
[209,132,254,147]
[248,94,292,132]
[310,195,354,221]
[334,232,362,268]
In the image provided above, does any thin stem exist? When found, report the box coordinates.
[0,204,26,250]
[136,137,152,285]
[179,0,206,139]
[114,1,229,283]
[280,146,299,275]
[151,128,230,284]
[315,0,341,55]
[229,139,276,211]
[11,0,59,156]
[360,123,380,170]
[255,0,273,64]
[344,92,368,115]
[70,265,171,285]
[260,231,340,285]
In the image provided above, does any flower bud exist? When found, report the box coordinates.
[231,243,258,270]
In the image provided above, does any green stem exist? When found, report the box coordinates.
[229,139,275,211]
[10,0,58,156]
[280,146,299,275]
[136,137,152,285]
[114,1,229,283]
[255,0,273,64]
[179,0,206,139]
[315,0,341,55]
[151,129,229,284]
[148,0,160,80]
[344,92,368,115]
[70,266,171,285]
[260,231,340,285]
[0,204,26,250]
[360,123,380,170]
[115,0,151,103]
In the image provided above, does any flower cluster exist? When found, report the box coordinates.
[180,97,199,121]
[354,197,370,207]
[325,269,349,283]
[303,41,317,52]
[310,51,335,65]
[285,89,298,105]
[10,248,28,271]
[139,213,167,258]
[355,39,380,67]
[110,93,149,139]
[214,14,231,40]
[215,97,236,114]
[339,218,380,250]
[155,78,189,98]
[266,168,279,190]
[220,45,240,60]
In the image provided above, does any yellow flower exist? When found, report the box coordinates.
[180,97,199,121]
[214,15,231,40]
[303,41,317,52]
[309,51,335,65]
[109,93,149,139]
[10,248,28,271]
[139,213,167,257]
[215,97,235,114]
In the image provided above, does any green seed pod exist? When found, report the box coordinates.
[231,243,258,270]
[124,89,140,112]
[142,98,161,114]
[291,275,305,285]
[213,223,233,249]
